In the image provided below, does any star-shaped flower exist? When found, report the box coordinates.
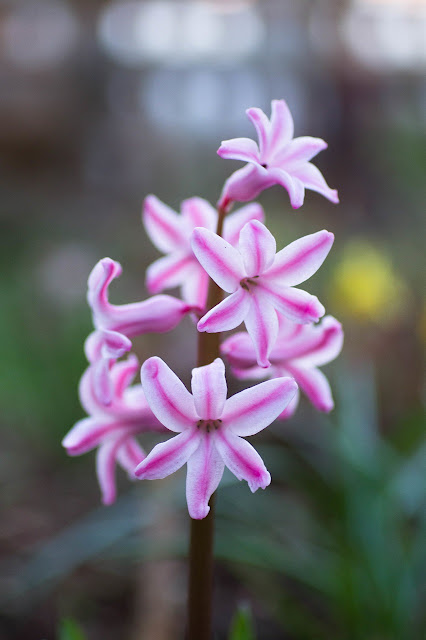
[222,315,343,419]
[143,195,264,308]
[62,355,166,504]
[191,220,334,367]
[135,357,297,519]
[218,99,339,210]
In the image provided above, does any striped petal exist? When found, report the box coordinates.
[191,227,245,292]
[96,434,130,505]
[143,195,187,253]
[217,137,260,163]
[260,283,325,324]
[141,357,197,432]
[291,162,339,204]
[238,220,276,277]
[134,429,201,479]
[264,230,334,287]
[287,365,334,412]
[215,430,271,492]
[267,167,305,209]
[181,197,217,231]
[197,288,250,334]
[273,136,328,166]
[267,99,294,154]
[218,164,276,207]
[191,358,227,420]
[186,435,225,519]
[146,253,194,294]
[116,438,146,476]
[244,293,278,368]
[222,377,298,437]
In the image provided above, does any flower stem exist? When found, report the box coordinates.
[187,205,227,640]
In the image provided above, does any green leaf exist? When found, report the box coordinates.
[58,618,87,640]
[228,602,256,640]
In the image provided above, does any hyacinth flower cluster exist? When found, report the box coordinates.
[63,99,343,520]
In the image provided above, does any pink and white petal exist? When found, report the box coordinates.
[238,220,276,277]
[87,258,122,323]
[222,377,298,437]
[287,365,334,412]
[92,357,113,406]
[267,168,305,209]
[181,266,209,309]
[63,417,108,455]
[244,294,278,368]
[104,295,194,337]
[264,230,334,287]
[96,435,129,505]
[229,366,269,381]
[191,228,245,292]
[291,162,339,204]
[268,100,294,150]
[100,330,132,360]
[215,430,271,492]
[260,283,325,324]
[78,366,104,416]
[141,357,197,432]
[277,387,300,420]
[245,107,270,158]
[294,316,344,367]
[191,358,227,420]
[110,354,139,398]
[186,435,225,519]
[219,164,276,205]
[273,136,328,166]
[197,288,250,334]
[134,429,201,479]
[217,137,260,163]
[221,331,257,369]
[223,203,264,247]
[143,195,187,253]
[181,197,217,232]
[116,438,146,476]
[146,253,194,294]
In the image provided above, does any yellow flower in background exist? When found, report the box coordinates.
[330,240,408,324]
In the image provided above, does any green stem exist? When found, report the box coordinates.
[187,205,227,640]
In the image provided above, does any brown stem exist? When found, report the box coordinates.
[187,205,227,640]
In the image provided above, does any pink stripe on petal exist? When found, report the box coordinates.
[181,197,217,231]
[186,435,225,519]
[238,220,276,277]
[222,377,298,437]
[197,288,250,334]
[268,99,294,153]
[273,136,328,166]
[294,317,343,367]
[215,430,271,492]
[110,354,139,398]
[291,163,339,204]
[103,295,193,336]
[146,253,194,294]
[277,387,300,420]
[244,294,278,368]
[141,357,197,432]
[63,418,142,455]
[217,137,260,164]
[191,228,245,292]
[223,202,264,247]
[191,358,227,420]
[260,284,325,324]
[134,429,201,480]
[221,331,257,369]
[96,435,129,505]
[219,164,276,205]
[246,108,270,159]
[116,438,145,475]
[143,195,187,253]
[287,365,334,412]
[264,230,334,287]
[87,258,122,321]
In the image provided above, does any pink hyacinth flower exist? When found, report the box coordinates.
[88,257,197,336]
[222,315,343,419]
[62,355,166,505]
[84,329,132,406]
[135,357,297,519]
[218,99,339,210]
[191,220,334,368]
[143,195,264,308]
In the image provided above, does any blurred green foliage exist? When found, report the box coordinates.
[228,603,256,640]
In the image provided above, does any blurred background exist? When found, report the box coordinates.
[0,0,425,638]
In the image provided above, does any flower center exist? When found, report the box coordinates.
[196,419,222,433]
[240,276,259,291]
